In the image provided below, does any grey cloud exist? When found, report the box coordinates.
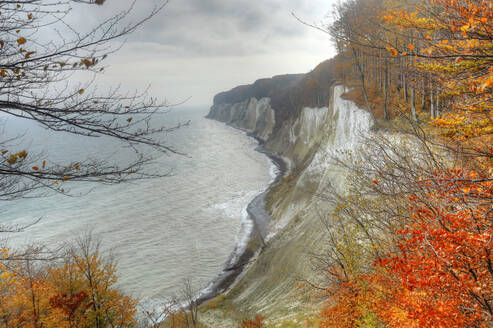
[62,0,335,105]
[71,0,329,57]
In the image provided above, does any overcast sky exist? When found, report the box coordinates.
[72,0,337,106]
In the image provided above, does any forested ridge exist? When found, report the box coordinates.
[210,59,339,129]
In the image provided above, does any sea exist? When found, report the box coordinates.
[0,106,275,309]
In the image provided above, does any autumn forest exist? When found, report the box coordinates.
[318,0,492,327]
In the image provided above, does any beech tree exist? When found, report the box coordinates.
[0,232,138,328]
[0,0,182,203]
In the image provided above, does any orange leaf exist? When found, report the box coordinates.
[16,37,26,45]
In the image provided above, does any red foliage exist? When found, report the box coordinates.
[49,291,89,318]
[377,169,492,327]
[239,315,265,328]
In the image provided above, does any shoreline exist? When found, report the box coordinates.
[195,124,286,306]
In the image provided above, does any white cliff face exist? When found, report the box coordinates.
[208,97,276,142]
[254,98,275,141]
[268,85,372,232]
[261,106,329,173]
[295,107,329,145]
[303,85,372,193]
[329,85,372,153]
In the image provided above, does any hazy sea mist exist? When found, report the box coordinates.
[1,106,274,307]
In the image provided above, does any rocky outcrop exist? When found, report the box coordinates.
[204,85,372,327]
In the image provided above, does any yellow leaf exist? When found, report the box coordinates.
[1,150,7,155]
[7,154,17,164]
[78,89,84,95]
[127,117,133,123]
[16,37,26,45]
[81,59,92,68]
[17,150,27,159]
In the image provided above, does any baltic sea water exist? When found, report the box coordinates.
[0,106,274,308]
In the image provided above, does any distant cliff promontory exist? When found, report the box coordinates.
[209,58,338,128]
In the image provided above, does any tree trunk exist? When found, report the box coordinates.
[436,88,440,117]
[430,76,435,119]
[384,59,389,120]
[403,58,408,103]
[342,66,346,92]
[411,87,417,121]
[421,77,426,109]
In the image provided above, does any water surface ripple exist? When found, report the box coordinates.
[1,107,273,308]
